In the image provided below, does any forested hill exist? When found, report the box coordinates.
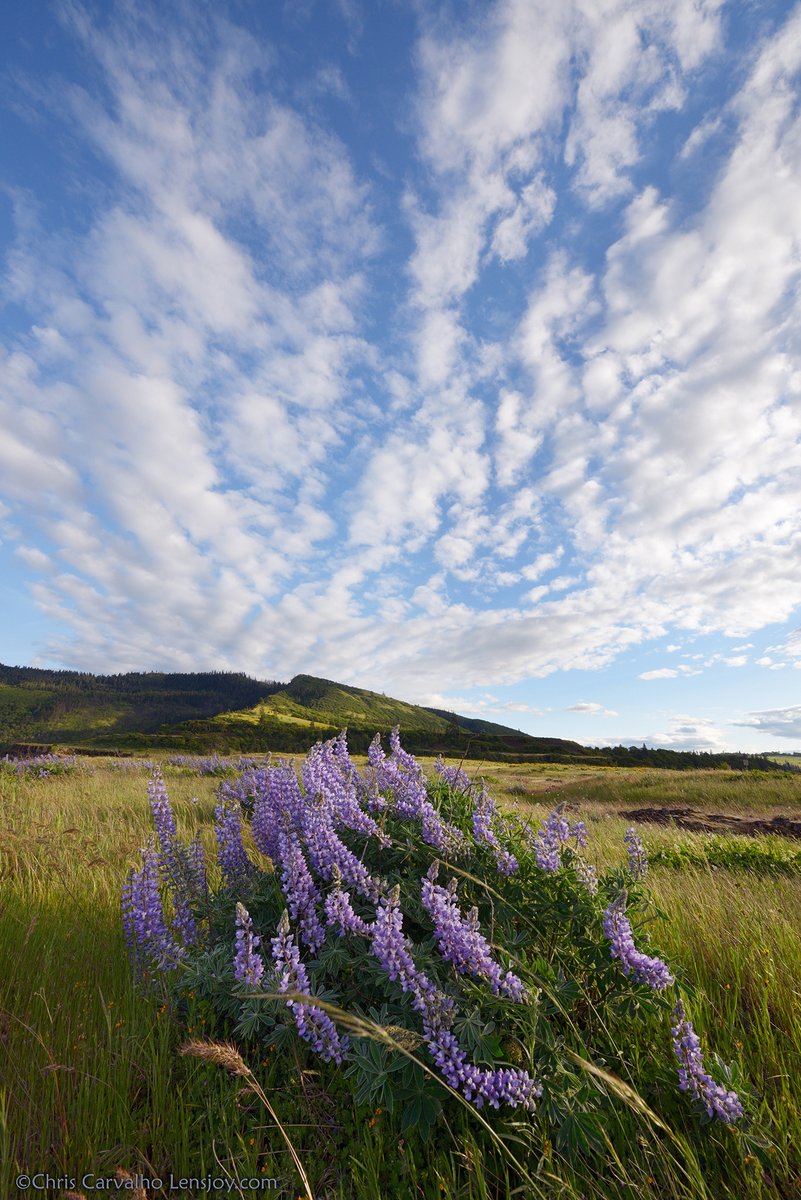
[0,664,585,758]
[0,664,282,746]
[0,663,787,769]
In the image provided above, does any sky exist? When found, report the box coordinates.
[2,0,801,753]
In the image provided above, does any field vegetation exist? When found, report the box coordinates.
[1,751,799,1199]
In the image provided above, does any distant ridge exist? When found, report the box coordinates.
[0,663,586,760]
[0,663,785,769]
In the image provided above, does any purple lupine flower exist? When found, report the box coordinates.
[149,768,179,843]
[187,833,207,896]
[301,791,381,901]
[271,911,348,1063]
[370,888,539,1112]
[147,769,198,944]
[425,1024,541,1111]
[359,736,389,812]
[370,886,453,1022]
[276,831,326,951]
[249,763,306,862]
[368,730,464,856]
[234,902,265,989]
[302,733,388,844]
[435,756,474,793]
[671,1000,743,1123]
[324,882,372,938]
[624,827,648,880]
[603,897,674,991]
[529,806,572,872]
[472,789,519,875]
[214,797,255,888]
[571,820,588,850]
[121,839,184,970]
[421,865,526,1001]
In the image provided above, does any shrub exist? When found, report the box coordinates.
[123,731,761,1196]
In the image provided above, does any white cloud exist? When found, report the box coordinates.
[640,714,729,753]
[737,705,801,740]
[567,701,619,716]
[3,0,801,712]
[420,692,545,719]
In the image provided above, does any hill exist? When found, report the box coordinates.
[132,673,595,759]
[0,664,789,770]
[0,665,592,761]
[0,664,282,748]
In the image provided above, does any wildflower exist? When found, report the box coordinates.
[276,831,326,950]
[370,887,445,1015]
[271,911,348,1063]
[147,769,202,944]
[529,805,578,872]
[421,864,526,1001]
[121,839,184,970]
[302,733,390,846]
[670,1000,744,1123]
[434,756,473,793]
[368,731,464,856]
[324,880,372,937]
[624,828,648,879]
[214,797,255,888]
[425,1023,541,1111]
[371,887,538,1112]
[234,903,265,989]
[472,789,518,874]
[602,897,674,991]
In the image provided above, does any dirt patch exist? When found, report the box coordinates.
[622,806,801,839]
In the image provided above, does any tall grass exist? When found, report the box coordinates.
[1,760,799,1198]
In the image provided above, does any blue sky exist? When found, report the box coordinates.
[2,0,801,753]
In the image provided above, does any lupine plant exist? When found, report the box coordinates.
[123,730,756,1185]
[1,752,79,778]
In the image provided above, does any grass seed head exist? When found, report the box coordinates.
[179,1038,250,1077]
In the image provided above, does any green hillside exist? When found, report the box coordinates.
[268,674,451,733]
[0,664,282,748]
[131,673,572,758]
[0,665,590,760]
[1,664,790,770]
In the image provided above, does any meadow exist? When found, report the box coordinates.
[1,752,799,1199]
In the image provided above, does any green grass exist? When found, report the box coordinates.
[1,761,800,1198]
[648,834,801,874]
[458,761,801,819]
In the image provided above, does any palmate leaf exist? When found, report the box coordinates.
[554,1110,606,1154]
[400,1089,441,1137]
[453,1011,503,1064]
[344,1038,405,1111]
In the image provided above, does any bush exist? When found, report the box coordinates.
[123,731,764,1198]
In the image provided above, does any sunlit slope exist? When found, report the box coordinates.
[161,673,588,758]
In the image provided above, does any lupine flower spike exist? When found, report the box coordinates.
[271,911,348,1063]
[234,902,264,989]
[624,828,648,880]
[603,896,674,991]
[421,863,526,1001]
[671,1000,744,1123]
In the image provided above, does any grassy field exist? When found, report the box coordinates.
[1,757,799,1198]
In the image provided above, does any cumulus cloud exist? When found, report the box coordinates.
[737,706,801,740]
[638,715,730,753]
[2,0,801,710]
[639,666,701,680]
[567,701,619,716]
